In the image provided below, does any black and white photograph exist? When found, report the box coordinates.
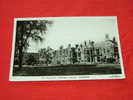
[10,17,125,81]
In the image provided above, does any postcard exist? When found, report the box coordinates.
[9,16,125,81]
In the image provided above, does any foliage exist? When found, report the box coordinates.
[38,48,52,65]
[26,54,38,65]
[15,20,53,69]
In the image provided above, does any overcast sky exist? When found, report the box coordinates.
[26,17,119,52]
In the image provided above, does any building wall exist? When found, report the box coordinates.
[39,40,119,65]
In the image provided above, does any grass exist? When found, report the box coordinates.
[13,64,122,76]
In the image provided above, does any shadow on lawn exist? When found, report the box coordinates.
[13,64,122,76]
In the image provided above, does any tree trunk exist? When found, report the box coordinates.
[18,48,23,70]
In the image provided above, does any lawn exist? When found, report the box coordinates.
[13,64,122,76]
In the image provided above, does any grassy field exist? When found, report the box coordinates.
[13,64,122,76]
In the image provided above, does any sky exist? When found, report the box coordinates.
[26,17,119,52]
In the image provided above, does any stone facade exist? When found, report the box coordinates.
[39,39,119,65]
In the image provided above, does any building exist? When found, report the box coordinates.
[38,35,120,65]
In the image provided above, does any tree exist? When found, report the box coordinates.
[106,36,119,63]
[39,48,48,65]
[26,54,38,65]
[107,37,117,47]
[15,20,52,69]
[38,47,53,65]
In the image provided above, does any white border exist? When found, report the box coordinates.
[9,16,125,81]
